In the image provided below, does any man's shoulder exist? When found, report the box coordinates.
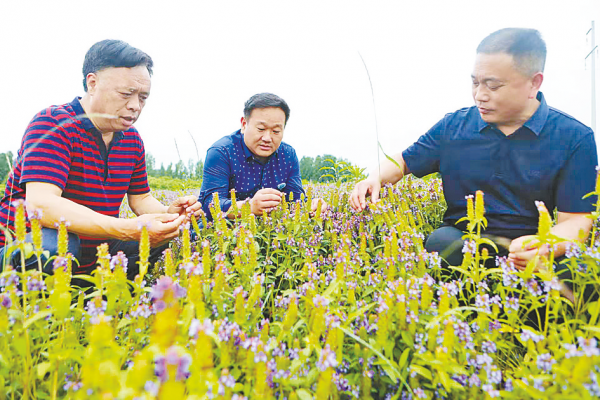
[208,131,241,151]
[27,100,83,136]
[443,106,479,123]
[546,106,593,136]
[33,101,78,123]
[277,141,296,155]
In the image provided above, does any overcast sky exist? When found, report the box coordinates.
[1,0,600,173]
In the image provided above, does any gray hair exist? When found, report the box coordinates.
[477,28,546,76]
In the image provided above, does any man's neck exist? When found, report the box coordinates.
[79,95,115,147]
[497,98,541,136]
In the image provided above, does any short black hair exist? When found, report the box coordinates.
[243,93,290,125]
[477,28,546,76]
[82,39,153,91]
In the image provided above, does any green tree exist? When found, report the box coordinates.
[0,151,14,185]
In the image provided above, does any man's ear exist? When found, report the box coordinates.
[529,72,544,99]
[86,73,98,94]
[240,117,247,134]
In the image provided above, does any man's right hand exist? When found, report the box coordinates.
[249,188,283,215]
[132,213,186,247]
[349,178,381,212]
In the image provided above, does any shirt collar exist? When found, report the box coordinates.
[236,129,279,163]
[70,97,124,141]
[476,91,548,136]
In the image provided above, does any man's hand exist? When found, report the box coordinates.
[311,198,328,216]
[249,188,283,215]
[167,195,203,221]
[349,177,381,212]
[508,235,549,271]
[133,213,186,247]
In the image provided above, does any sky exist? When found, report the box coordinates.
[1,0,600,173]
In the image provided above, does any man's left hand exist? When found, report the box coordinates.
[311,198,328,216]
[167,195,203,221]
[507,234,549,271]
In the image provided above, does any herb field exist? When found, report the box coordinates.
[1,176,600,399]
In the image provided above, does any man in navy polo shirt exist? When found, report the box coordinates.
[350,28,597,283]
[0,39,203,280]
[199,93,326,220]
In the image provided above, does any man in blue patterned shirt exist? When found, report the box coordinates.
[198,93,326,220]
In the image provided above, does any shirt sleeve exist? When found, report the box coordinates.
[18,112,72,190]
[128,132,151,195]
[284,147,306,202]
[198,146,232,220]
[401,116,447,178]
[554,130,598,213]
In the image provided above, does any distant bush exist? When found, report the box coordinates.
[148,175,203,191]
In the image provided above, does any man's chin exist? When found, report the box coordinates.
[254,147,275,157]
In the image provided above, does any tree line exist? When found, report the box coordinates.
[0,151,364,185]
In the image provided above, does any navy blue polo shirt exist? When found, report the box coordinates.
[402,92,598,239]
[198,130,305,220]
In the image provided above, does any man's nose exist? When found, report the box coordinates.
[474,86,489,102]
[261,132,272,142]
[127,95,141,112]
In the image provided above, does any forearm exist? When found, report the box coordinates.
[368,152,409,185]
[550,215,592,257]
[27,194,136,241]
[128,192,168,216]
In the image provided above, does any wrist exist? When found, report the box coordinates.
[113,218,138,241]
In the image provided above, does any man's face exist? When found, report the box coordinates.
[85,65,151,133]
[241,107,286,158]
[471,53,540,128]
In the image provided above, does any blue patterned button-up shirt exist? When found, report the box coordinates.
[198,130,305,220]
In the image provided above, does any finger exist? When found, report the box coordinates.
[156,213,180,223]
[258,200,282,209]
[161,214,186,229]
[349,190,359,211]
[257,194,283,203]
[185,201,202,213]
[370,185,381,203]
[258,188,283,196]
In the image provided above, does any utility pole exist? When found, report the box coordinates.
[586,21,597,133]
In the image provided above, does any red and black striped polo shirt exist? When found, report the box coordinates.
[0,97,150,270]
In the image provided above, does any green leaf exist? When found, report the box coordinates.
[582,325,600,334]
[24,310,53,329]
[295,389,314,400]
[410,364,432,381]
[339,326,409,390]
[37,361,52,379]
[378,141,404,172]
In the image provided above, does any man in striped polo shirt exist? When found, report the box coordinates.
[0,40,203,280]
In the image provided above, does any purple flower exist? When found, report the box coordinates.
[189,318,214,337]
[578,337,600,357]
[505,296,519,312]
[0,294,12,309]
[520,329,544,343]
[413,387,427,399]
[151,276,186,302]
[85,299,107,317]
[482,384,500,398]
[481,341,497,354]
[144,380,159,396]
[536,353,555,372]
[254,351,267,363]
[26,277,45,292]
[109,251,128,272]
[53,257,69,272]
[316,345,338,371]
[468,374,481,387]
[154,348,191,382]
